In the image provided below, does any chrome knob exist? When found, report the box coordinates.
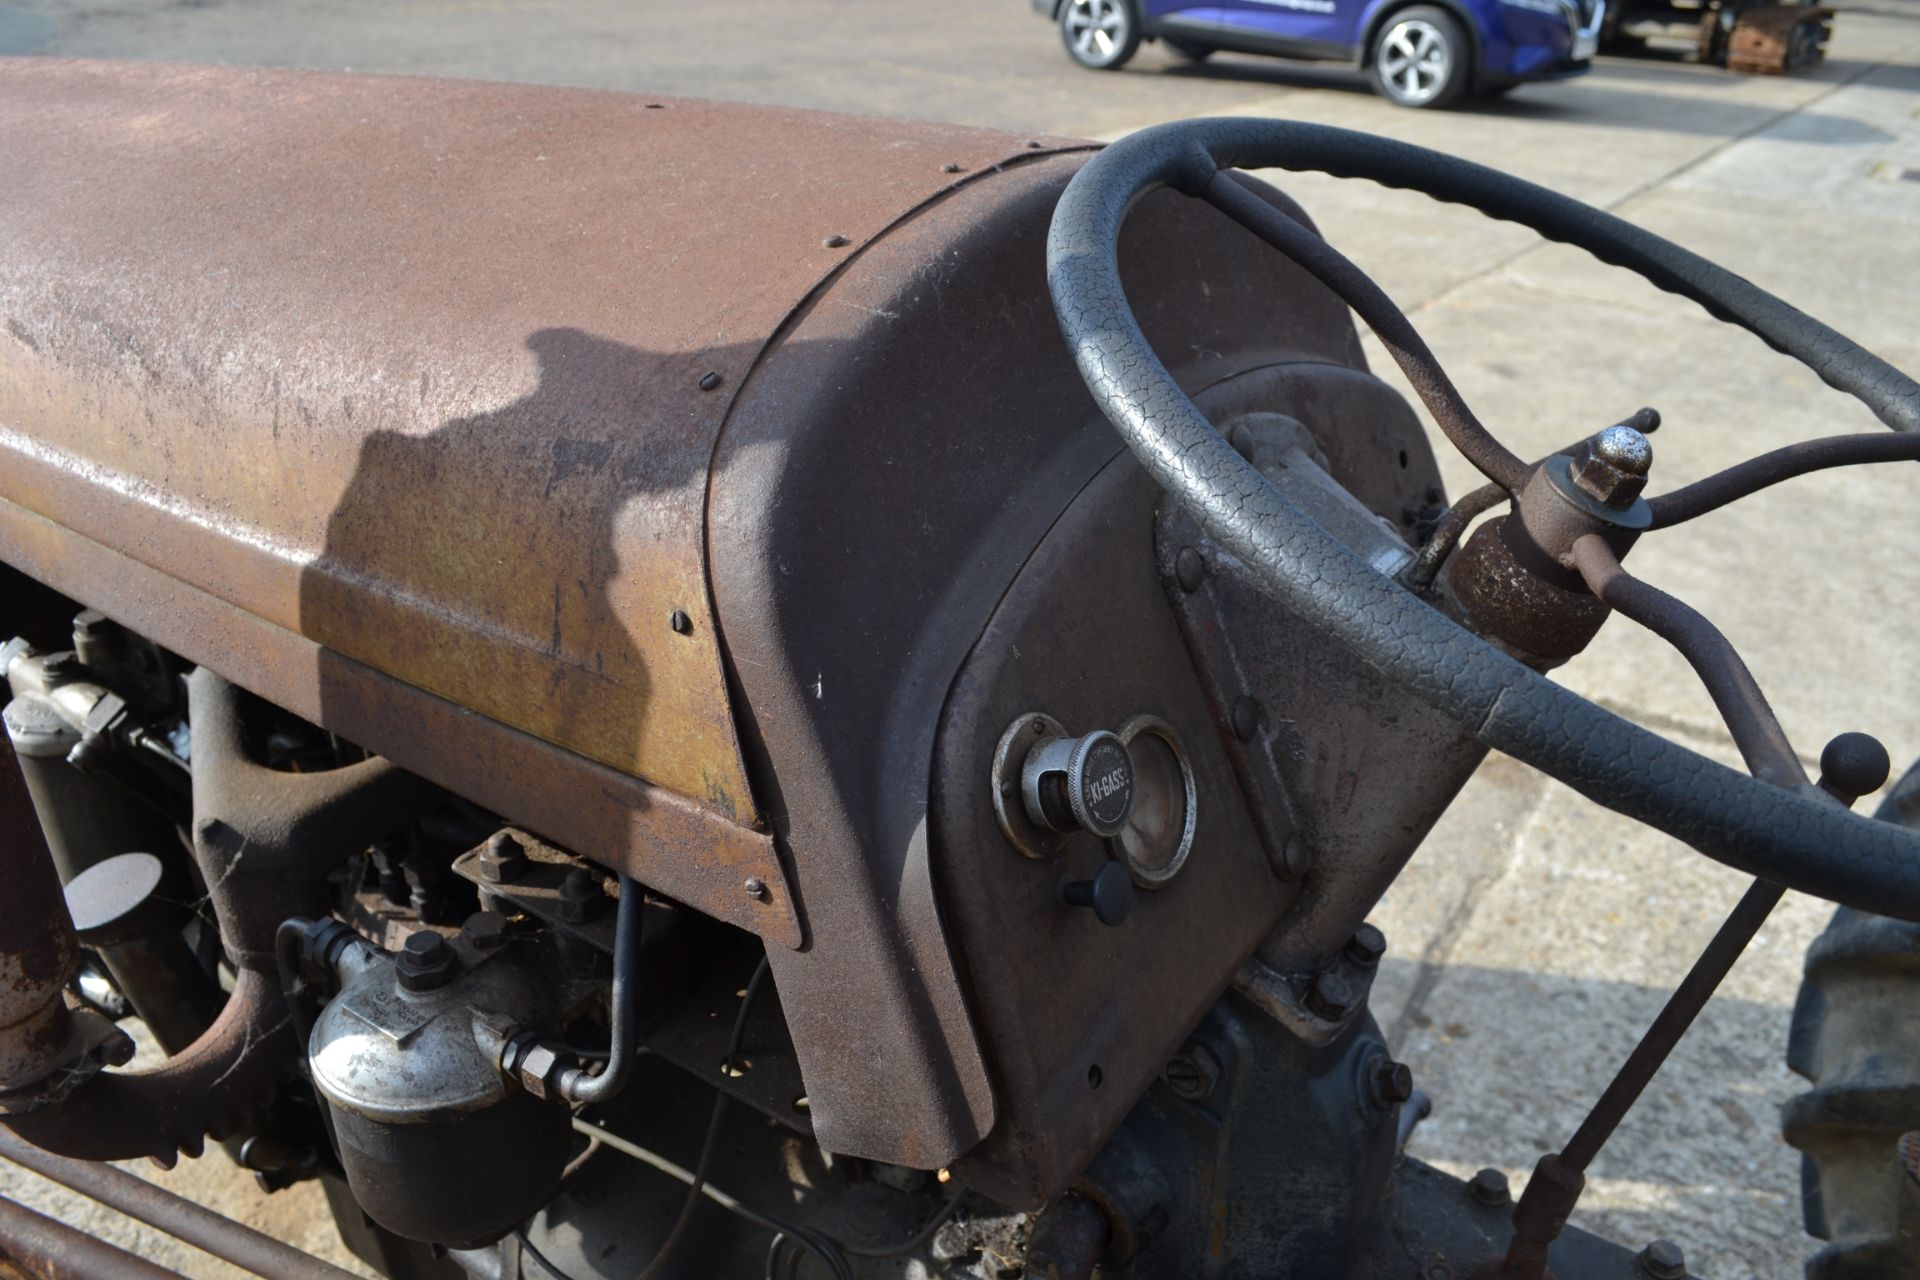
[1021,729,1135,839]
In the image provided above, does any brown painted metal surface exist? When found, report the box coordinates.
[0,496,801,947]
[0,59,1075,831]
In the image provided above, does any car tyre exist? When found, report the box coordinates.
[1369,6,1471,108]
[1163,37,1215,61]
[1060,0,1142,70]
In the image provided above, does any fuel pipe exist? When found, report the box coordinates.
[496,871,644,1104]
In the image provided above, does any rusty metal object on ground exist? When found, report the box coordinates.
[1724,4,1832,72]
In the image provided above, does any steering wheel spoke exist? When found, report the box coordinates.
[1045,116,1920,920]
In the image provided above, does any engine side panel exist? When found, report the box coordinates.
[709,156,1375,1176]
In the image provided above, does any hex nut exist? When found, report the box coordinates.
[462,912,510,952]
[557,869,607,924]
[1570,426,1653,508]
[1637,1239,1686,1280]
[1370,1057,1414,1108]
[395,931,457,992]
[1467,1167,1511,1208]
[476,831,528,884]
[515,1042,565,1100]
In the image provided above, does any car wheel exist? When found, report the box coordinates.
[1060,0,1142,70]
[1369,6,1470,108]
[1163,37,1215,61]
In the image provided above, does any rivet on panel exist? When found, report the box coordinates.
[1231,695,1263,743]
[1175,547,1206,593]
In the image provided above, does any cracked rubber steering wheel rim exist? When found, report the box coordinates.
[1045,117,1920,920]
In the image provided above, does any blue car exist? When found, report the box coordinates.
[1032,0,1603,107]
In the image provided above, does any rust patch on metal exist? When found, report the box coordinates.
[0,59,1085,825]
[0,495,800,949]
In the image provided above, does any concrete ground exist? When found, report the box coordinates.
[3,1,1918,1276]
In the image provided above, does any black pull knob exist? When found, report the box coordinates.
[1061,862,1134,927]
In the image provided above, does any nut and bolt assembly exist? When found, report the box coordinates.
[1636,1238,1686,1279]
[475,831,528,885]
[394,931,457,992]
[1369,1055,1414,1109]
[1571,424,1655,509]
[557,869,607,924]
[1467,1167,1511,1208]
[1163,1042,1222,1101]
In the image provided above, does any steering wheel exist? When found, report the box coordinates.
[1045,117,1920,921]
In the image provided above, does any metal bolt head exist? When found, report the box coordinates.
[1304,975,1351,1022]
[462,911,510,952]
[557,869,607,924]
[697,370,723,391]
[476,831,528,884]
[823,234,851,249]
[1571,426,1654,508]
[1467,1167,1511,1208]
[1636,1239,1686,1280]
[743,876,769,902]
[1346,923,1387,967]
[669,609,694,636]
[1371,1057,1414,1107]
[1163,1042,1221,1101]
[395,930,457,992]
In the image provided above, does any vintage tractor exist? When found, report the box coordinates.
[1601,0,1833,74]
[0,60,1914,1280]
